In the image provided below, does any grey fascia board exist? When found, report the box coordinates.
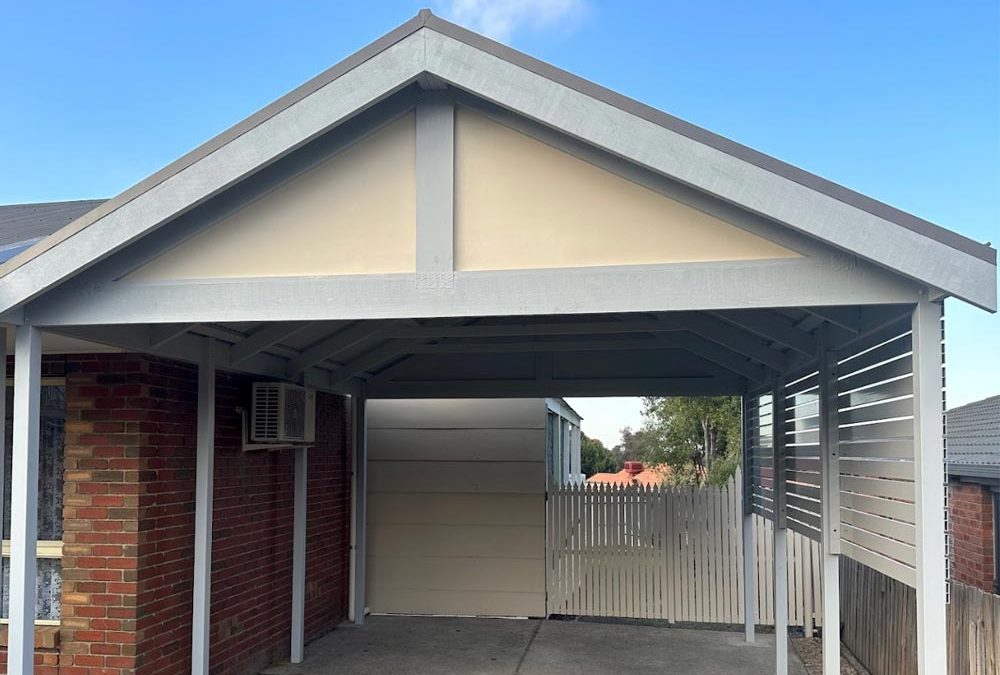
[21,257,922,327]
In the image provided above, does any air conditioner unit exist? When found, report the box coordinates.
[251,383,316,444]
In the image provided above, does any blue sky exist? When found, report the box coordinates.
[2,1,997,448]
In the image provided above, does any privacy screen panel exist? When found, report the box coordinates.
[783,369,822,541]
[837,318,918,588]
[748,393,775,521]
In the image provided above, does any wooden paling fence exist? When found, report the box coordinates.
[545,469,822,628]
[841,555,1000,675]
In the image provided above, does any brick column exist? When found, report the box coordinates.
[61,354,150,674]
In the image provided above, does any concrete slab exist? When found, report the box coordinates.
[261,615,809,675]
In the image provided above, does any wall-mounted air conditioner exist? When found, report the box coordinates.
[250,382,316,444]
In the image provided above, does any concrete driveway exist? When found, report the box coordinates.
[262,615,808,675]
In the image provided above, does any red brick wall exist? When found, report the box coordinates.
[949,480,996,592]
[0,354,352,674]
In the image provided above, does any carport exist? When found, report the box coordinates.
[0,10,994,675]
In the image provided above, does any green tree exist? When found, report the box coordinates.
[613,426,661,464]
[638,396,742,486]
[580,433,623,476]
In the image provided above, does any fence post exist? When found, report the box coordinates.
[741,396,756,643]
[819,336,842,673]
[773,377,789,675]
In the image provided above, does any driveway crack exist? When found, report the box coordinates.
[514,620,543,674]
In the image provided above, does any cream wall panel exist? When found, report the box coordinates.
[368,460,544,494]
[368,397,546,429]
[369,493,541,527]
[368,428,545,462]
[367,398,547,617]
[367,588,545,617]
[454,108,799,271]
[130,114,416,280]
[369,522,543,559]
[368,556,544,593]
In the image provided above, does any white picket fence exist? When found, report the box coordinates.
[546,469,823,630]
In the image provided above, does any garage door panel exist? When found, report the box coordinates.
[369,523,544,559]
[369,460,544,494]
[369,493,541,527]
[368,428,545,461]
[367,555,544,593]
[366,399,548,617]
[368,398,546,429]
[367,588,546,618]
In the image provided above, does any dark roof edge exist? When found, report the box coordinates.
[0,199,107,209]
[423,13,996,265]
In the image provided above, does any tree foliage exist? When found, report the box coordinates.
[580,433,623,476]
[634,396,742,486]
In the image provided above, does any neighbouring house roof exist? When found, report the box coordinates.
[0,9,993,317]
[0,200,106,261]
[947,394,1000,481]
[587,463,671,487]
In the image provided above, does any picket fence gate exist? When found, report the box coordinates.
[546,469,823,629]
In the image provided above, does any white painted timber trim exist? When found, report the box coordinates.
[425,28,996,310]
[818,340,842,674]
[23,257,921,327]
[0,31,426,315]
[291,446,308,663]
[774,525,789,675]
[192,340,216,675]
[415,92,455,281]
[7,324,40,675]
[911,298,947,675]
[349,390,368,623]
[743,513,756,643]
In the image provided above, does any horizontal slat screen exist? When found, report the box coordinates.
[749,394,775,521]
[837,318,918,587]
[783,369,822,541]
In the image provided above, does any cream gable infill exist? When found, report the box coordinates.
[129,106,798,283]
[454,108,798,271]
[130,113,417,281]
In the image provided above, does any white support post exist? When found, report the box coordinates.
[8,324,40,675]
[192,339,216,675]
[818,339,842,674]
[741,395,756,643]
[570,423,581,482]
[912,298,947,675]
[291,445,308,663]
[773,378,789,675]
[348,387,368,624]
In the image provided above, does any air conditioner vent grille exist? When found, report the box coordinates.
[250,383,316,445]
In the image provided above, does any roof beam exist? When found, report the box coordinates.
[285,321,393,376]
[230,322,314,366]
[149,323,198,350]
[803,306,863,334]
[709,310,817,357]
[386,319,682,339]
[368,376,744,399]
[659,313,790,372]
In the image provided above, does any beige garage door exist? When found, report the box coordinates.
[366,399,546,617]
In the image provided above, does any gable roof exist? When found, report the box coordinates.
[947,394,1000,479]
[0,10,994,316]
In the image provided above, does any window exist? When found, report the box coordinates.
[1,380,65,623]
